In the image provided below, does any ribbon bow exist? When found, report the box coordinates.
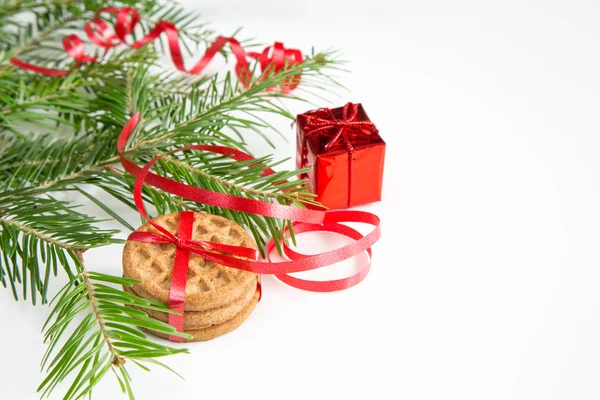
[304,103,379,150]
[11,6,303,91]
[128,224,259,261]
[301,103,380,207]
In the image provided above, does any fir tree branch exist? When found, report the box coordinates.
[0,0,73,14]
[0,4,343,400]
[0,15,78,65]
[161,154,314,204]
[39,252,189,400]
[0,77,88,136]
[0,82,77,115]
[0,215,76,251]
[0,194,121,303]
[1,53,337,258]
[78,251,122,367]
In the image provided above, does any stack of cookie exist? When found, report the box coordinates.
[122,212,260,342]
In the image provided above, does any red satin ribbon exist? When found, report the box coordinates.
[128,229,258,260]
[118,113,381,340]
[10,34,97,77]
[301,103,379,207]
[11,6,303,91]
[168,211,192,341]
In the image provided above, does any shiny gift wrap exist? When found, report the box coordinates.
[296,103,386,209]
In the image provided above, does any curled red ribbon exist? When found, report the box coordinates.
[118,113,381,341]
[301,103,380,207]
[11,6,303,91]
[10,34,97,77]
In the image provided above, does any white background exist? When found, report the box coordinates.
[2,0,600,399]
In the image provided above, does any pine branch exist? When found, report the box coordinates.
[0,131,119,194]
[0,4,344,400]
[0,15,77,64]
[0,75,90,136]
[39,251,188,400]
[0,35,341,302]
[1,52,339,256]
[0,0,218,137]
[0,194,120,303]
[0,0,73,15]
[91,59,340,252]
[123,52,341,151]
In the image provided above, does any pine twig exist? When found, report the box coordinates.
[39,252,189,400]
[0,15,78,69]
[76,249,123,368]
[0,215,79,250]
[0,3,342,399]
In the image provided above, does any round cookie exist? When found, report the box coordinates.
[123,280,257,329]
[142,289,260,342]
[123,212,258,311]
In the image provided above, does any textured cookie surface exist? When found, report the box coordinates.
[123,282,257,329]
[142,290,260,342]
[123,212,258,311]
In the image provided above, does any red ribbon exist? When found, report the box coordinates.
[301,103,379,207]
[11,7,303,91]
[118,113,381,341]
[11,35,97,77]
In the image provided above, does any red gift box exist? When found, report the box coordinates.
[296,103,386,209]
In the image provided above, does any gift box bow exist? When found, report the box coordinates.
[301,102,380,155]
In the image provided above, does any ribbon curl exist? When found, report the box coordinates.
[11,6,303,91]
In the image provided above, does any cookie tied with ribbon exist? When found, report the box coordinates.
[123,212,260,342]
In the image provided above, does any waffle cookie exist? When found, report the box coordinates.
[122,212,260,341]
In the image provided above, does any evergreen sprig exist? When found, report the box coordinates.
[0,0,217,137]
[0,0,343,399]
[0,194,121,304]
[39,255,188,400]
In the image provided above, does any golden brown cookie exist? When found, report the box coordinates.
[123,212,258,311]
[142,289,260,342]
[123,281,257,329]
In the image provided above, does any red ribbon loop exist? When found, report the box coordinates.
[11,6,303,91]
[85,18,117,48]
[248,42,303,91]
[114,7,140,42]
